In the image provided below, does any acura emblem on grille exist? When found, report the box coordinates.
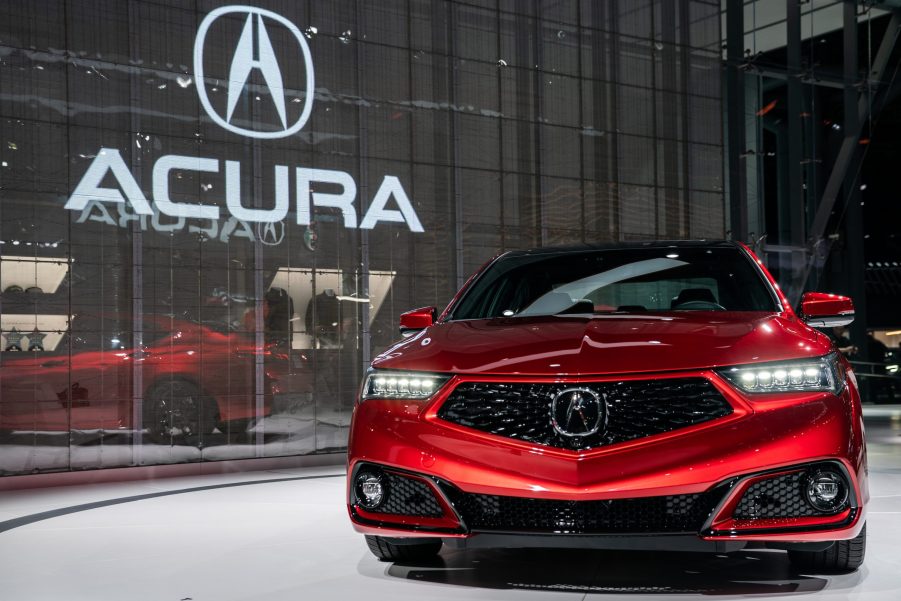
[550,387,606,437]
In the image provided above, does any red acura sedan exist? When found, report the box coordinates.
[0,315,281,441]
[347,241,867,572]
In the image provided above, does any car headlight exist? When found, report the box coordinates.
[717,354,843,394]
[361,370,451,401]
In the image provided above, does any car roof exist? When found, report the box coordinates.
[500,240,740,258]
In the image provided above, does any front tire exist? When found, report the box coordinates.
[365,535,442,562]
[788,524,866,573]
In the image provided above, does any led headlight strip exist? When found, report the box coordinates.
[718,353,843,394]
[361,370,451,400]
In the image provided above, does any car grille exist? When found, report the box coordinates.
[437,378,732,451]
[734,471,835,519]
[444,488,717,534]
[364,472,444,518]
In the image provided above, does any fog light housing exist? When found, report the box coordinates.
[804,470,848,512]
[355,471,387,509]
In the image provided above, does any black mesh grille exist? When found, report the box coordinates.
[734,472,838,519]
[437,378,732,451]
[445,488,717,534]
[365,472,443,517]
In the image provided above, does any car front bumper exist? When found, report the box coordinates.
[347,371,868,546]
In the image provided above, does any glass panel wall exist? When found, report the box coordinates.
[0,0,724,475]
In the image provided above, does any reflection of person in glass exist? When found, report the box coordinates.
[867,331,888,370]
[862,330,892,403]
[830,326,858,357]
[241,287,294,348]
[235,287,314,408]
[306,290,357,349]
[307,290,359,419]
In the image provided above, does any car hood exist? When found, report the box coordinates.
[372,312,833,376]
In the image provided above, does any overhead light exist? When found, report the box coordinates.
[885,330,901,336]
[336,295,370,303]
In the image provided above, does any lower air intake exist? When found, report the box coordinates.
[444,488,718,534]
[363,472,444,518]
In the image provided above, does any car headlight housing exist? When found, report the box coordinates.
[361,370,451,401]
[718,354,843,394]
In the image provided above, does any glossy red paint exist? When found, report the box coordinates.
[372,312,832,376]
[399,306,437,333]
[738,243,795,312]
[0,316,281,431]
[799,292,855,319]
[348,241,868,549]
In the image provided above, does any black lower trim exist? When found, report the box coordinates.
[441,485,722,535]
[443,532,747,553]
[765,541,835,552]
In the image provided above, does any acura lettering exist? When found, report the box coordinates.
[64,148,424,233]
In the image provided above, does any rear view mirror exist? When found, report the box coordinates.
[399,306,436,336]
[799,292,854,328]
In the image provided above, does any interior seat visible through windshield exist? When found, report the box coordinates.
[449,246,779,320]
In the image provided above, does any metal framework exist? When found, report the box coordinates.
[725,1,901,326]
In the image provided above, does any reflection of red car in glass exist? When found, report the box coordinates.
[0,316,285,441]
[348,242,867,573]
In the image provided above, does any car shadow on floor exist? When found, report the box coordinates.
[381,548,861,595]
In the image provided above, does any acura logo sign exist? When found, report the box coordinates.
[194,5,315,138]
[551,388,606,438]
[64,5,425,235]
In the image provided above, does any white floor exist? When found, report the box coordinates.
[1,419,900,601]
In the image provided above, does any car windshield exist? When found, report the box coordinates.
[449,246,779,320]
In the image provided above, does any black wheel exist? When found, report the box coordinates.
[143,379,217,444]
[365,535,442,562]
[788,524,866,573]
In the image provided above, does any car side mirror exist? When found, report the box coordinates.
[399,306,436,337]
[799,292,854,328]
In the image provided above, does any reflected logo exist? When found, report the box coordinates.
[194,6,314,139]
[256,220,285,246]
